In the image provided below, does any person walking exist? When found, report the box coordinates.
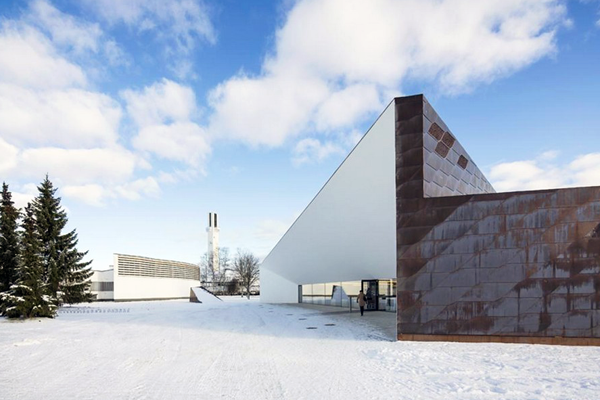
[357,289,366,316]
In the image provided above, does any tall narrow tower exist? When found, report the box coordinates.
[207,212,220,277]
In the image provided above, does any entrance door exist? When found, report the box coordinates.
[361,280,378,311]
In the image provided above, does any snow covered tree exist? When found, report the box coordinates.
[32,176,92,305]
[233,250,260,299]
[0,183,20,299]
[1,204,56,318]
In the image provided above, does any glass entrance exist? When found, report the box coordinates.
[361,280,379,311]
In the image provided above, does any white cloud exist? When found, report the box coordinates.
[156,168,199,184]
[314,84,382,132]
[489,151,600,192]
[14,147,139,186]
[207,0,566,149]
[83,0,215,53]
[133,122,210,167]
[0,84,121,148]
[208,74,329,146]
[63,177,161,206]
[538,150,560,161]
[1,144,157,206]
[0,4,169,207]
[123,79,210,168]
[121,79,197,127]
[62,184,106,207]
[169,59,196,81]
[0,138,19,173]
[114,177,161,201]
[292,138,346,166]
[103,39,129,67]
[569,153,600,187]
[0,23,86,89]
[28,0,102,54]
[25,0,129,67]
[10,184,38,210]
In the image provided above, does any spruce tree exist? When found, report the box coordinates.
[32,176,92,305]
[1,204,56,318]
[0,183,20,298]
[60,230,93,304]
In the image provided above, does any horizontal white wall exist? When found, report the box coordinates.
[94,291,114,300]
[111,253,200,300]
[92,269,114,282]
[114,275,199,300]
[261,101,397,303]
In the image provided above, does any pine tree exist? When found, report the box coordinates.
[0,183,20,299]
[32,176,92,305]
[60,229,93,304]
[1,204,56,318]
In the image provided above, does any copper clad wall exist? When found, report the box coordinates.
[396,95,600,340]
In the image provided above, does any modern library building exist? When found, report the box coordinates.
[261,94,600,345]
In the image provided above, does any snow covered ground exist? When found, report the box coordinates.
[1,298,600,400]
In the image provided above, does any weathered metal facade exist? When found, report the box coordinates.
[396,95,600,344]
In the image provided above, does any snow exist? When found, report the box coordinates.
[1,298,600,399]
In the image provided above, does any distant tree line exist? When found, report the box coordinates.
[0,176,92,319]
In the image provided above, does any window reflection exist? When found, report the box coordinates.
[300,279,396,312]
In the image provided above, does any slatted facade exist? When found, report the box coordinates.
[116,254,200,281]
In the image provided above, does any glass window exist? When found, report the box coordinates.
[312,283,325,296]
[342,281,361,297]
[302,284,313,295]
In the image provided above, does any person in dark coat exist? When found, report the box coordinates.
[357,289,366,316]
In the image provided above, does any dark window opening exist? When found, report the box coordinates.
[428,122,445,140]
[434,142,450,158]
[457,155,469,169]
[441,132,456,148]
[91,281,114,292]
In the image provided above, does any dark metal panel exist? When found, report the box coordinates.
[394,94,600,342]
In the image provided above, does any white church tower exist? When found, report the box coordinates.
[207,212,220,277]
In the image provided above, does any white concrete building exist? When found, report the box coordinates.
[260,100,397,306]
[90,269,114,301]
[91,254,200,301]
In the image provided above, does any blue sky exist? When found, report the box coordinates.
[1,0,599,269]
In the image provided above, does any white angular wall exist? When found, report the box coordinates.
[260,101,397,303]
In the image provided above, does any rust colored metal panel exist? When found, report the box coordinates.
[398,185,600,338]
[394,94,600,343]
[457,155,469,169]
[434,142,450,158]
[397,333,600,346]
[428,122,445,140]
[441,132,456,148]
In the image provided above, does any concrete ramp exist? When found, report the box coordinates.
[190,287,223,303]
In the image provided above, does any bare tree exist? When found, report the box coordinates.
[199,251,214,283]
[219,247,231,272]
[201,248,236,294]
[233,249,259,299]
